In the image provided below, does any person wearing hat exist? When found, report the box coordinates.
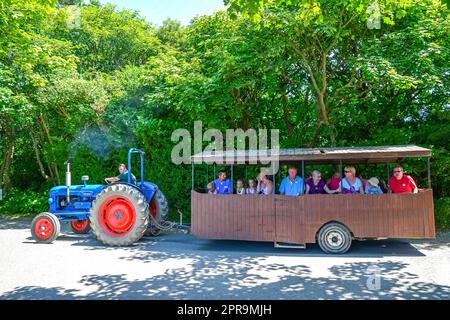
[365,177,384,194]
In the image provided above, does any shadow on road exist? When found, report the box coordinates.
[19,225,438,258]
[3,219,449,300]
[58,229,431,258]
[0,217,32,230]
[1,257,449,300]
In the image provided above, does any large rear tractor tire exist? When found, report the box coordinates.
[89,184,149,246]
[317,222,352,254]
[145,189,169,237]
[31,212,61,244]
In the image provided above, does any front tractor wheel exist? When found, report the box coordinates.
[70,219,91,234]
[317,222,352,254]
[31,212,61,244]
[89,184,149,246]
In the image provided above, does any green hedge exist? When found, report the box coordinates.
[435,197,450,231]
[0,189,48,216]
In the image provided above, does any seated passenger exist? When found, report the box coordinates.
[305,170,326,194]
[246,179,257,194]
[213,171,232,195]
[305,170,337,194]
[207,182,217,194]
[365,177,384,194]
[379,179,389,193]
[236,179,245,195]
[341,166,364,194]
[389,166,418,194]
[257,172,273,195]
[326,172,341,193]
[279,166,304,196]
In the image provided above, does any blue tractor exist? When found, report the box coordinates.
[30,148,169,246]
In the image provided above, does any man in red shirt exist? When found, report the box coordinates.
[389,166,418,194]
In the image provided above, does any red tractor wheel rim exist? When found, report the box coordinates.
[34,217,54,240]
[98,196,136,237]
[149,198,158,219]
[71,220,89,231]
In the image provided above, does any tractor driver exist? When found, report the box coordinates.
[105,163,137,185]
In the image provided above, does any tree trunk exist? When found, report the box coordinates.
[28,127,57,185]
[279,73,296,138]
[2,143,14,192]
[290,41,338,147]
[38,113,60,184]
[316,92,336,147]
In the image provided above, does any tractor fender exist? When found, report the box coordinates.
[103,181,158,204]
[140,181,158,203]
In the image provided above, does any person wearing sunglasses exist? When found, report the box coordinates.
[389,166,418,194]
[341,166,364,194]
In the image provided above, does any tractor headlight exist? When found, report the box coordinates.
[48,198,54,205]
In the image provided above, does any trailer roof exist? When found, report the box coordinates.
[191,145,431,164]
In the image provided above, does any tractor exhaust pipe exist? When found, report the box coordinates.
[64,160,71,204]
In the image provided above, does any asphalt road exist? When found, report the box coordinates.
[0,217,449,300]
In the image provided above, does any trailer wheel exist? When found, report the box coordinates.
[317,222,352,254]
[31,212,60,244]
[145,189,168,236]
[90,184,149,246]
[70,219,91,234]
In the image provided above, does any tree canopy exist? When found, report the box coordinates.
[0,0,448,228]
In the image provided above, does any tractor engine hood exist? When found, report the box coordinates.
[50,184,104,197]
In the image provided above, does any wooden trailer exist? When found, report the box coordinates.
[190,145,435,253]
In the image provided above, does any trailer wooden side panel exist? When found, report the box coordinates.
[274,195,305,244]
[299,189,435,243]
[190,189,435,244]
[191,191,276,241]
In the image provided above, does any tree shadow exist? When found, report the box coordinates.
[2,257,449,300]
[6,220,449,299]
[0,217,33,230]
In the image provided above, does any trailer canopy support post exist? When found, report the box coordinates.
[301,160,305,195]
[301,160,305,181]
[191,162,194,190]
[272,161,276,194]
[231,163,234,193]
[386,162,390,188]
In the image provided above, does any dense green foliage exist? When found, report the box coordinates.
[0,0,449,229]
